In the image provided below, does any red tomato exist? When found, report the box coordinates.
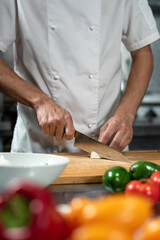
[150,171,160,192]
[125,179,160,204]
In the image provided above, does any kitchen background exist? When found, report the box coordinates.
[0,0,160,152]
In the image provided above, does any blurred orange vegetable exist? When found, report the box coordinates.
[69,222,134,240]
[136,217,160,240]
[77,194,153,232]
[59,196,92,232]
[58,193,156,240]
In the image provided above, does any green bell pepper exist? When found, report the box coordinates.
[102,166,131,193]
[130,161,160,180]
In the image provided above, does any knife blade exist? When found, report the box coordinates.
[74,131,130,162]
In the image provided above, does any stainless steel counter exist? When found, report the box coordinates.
[48,183,160,216]
[48,183,106,204]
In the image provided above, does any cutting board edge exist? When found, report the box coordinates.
[50,151,160,184]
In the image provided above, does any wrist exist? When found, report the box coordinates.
[114,106,135,125]
[32,92,52,111]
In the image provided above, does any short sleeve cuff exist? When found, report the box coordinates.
[0,41,8,52]
[125,31,160,52]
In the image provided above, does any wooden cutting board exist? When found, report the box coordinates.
[52,150,160,184]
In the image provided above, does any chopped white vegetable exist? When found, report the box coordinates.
[90,151,101,159]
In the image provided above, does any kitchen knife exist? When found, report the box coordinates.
[74,131,130,162]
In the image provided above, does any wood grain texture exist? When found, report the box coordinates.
[52,150,160,184]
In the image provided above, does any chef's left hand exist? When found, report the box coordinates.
[98,113,133,152]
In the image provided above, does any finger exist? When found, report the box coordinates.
[109,131,127,152]
[65,120,75,140]
[118,132,133,150]
[42,123,50,135]
[98,126,116,145]
[55,122,65,141]
[49,122,56,136]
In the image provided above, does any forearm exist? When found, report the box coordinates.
[115,45,153,123]
[0,57,49,109]
[98,45,153,150]
[0,57,75,140]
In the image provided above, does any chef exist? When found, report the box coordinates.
[0,0,159,153]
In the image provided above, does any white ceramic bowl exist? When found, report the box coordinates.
[0,153,70,190]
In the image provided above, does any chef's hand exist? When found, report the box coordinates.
[35,97,75,141]
[98,113,133,152]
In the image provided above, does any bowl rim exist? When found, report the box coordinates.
[0,152,70,168]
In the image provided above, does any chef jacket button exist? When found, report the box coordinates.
[89,25,95,31]
[51,24,57,30]
[88,74,93,79]
[88,124,92,128]
[54,75,60,80]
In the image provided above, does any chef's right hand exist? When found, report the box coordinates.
[34,97,75,141]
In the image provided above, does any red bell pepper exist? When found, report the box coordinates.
[0,181,68,240]
[125,178,160,204]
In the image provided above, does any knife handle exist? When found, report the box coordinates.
[74,130,80,138]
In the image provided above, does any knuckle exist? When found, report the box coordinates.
[39,120,47,128]
[121,123,127,131]
[112,118,119,126]
[49,119,56,126]
[64,112,72,121]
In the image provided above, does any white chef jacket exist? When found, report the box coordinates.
[0,0,159,153]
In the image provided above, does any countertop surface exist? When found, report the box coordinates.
[48,183,160,216]
[48,183,106,204]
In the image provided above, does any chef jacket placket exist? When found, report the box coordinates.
[88,0,101,138]
[47,0,60,103]
[47,0,101,137]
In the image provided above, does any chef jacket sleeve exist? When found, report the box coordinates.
[0,0,16,52]
[122,0,160,52]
